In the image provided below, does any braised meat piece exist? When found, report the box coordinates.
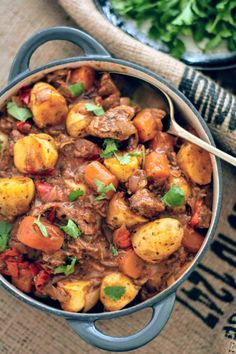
[126,170,147,194]
[86,105,136,141]
[129,188,165,218]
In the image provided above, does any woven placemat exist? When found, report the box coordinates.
[0,1,235,353]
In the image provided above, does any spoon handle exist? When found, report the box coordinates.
[171,124,236,167]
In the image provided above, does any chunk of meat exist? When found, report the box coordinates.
[197,204,212,228]
[129,188,165,218]
[98,73,120,97]
[60,137,100,160]
[86,105,136,141]
[68,236,110,260]
[126,169,147,194]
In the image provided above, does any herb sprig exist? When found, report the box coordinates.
[54,257,77,276]
[0,221,12,253]
[60,219,81,239]
[93,179,116,201]
[104,286,126,300]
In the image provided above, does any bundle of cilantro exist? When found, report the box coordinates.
[111,0,236,58]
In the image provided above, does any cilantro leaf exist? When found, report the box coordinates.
[54,257,77,276]
[0,221,12,253]
[111,246,119,256]
[104,286,126,300]
[85,103,104,116]
[7,101,32,122]
[0,140,3,153]
[34,216,48,238]
[94,179,116,201]
[69,189,84,202]
[68,82,84,97]
[60,219,81,239]
[114,151,141,165]
[161,184,185,207]
[100,138,118,158]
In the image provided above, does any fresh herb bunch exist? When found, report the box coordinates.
[111,0,236,58]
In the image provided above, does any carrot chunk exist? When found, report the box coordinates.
[145,151,170,180]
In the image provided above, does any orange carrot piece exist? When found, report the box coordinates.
[70,66,95,90]
[145,151,170,180]
[118,249,144,279]
[113,225,132,249]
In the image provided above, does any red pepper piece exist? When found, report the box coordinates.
[113,225,132,249]
[29,263,41,276]
[35,181,53,199]
[34,270,51,292]
[16,121,31,134]
[5,260,19,278]
[190,199,203,227]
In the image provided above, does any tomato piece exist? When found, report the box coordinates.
[113,225,132,249]
[5,260,19,277]
[190,199,203,227]
[12,266,33,293]
[182,227,204,253]
[34,270,51,292]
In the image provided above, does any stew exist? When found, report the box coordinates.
[0,67,213,312]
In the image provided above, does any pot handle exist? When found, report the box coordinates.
[8,26,110,82]
[67,293,175,352]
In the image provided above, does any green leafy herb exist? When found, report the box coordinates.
[34,215,48,238]
[111,246,119,256]
[114,151,141,165]
[85,103,104,116]
[0,140,3,153]
[60,219,81,239]
[100,138,118,159]
[68,82,84,97]
[7,101,32,122]
[161,184,185,207]
[93,179,116,201]
[111,0,236,58]
[68,189,84,202]
[54,257,77,276]
[0,221,12,253]
[104,286,126,300]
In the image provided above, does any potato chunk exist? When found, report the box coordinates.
[66,101,92,138]
[132,218,184,263]
[0,177,35,220]
[100,272,140,311]
[106,192,147,228]
[104,152,141,182]
[30,82,68,128]
[57,280,99,312]
[177,143,212,185]
[14,133,58,174]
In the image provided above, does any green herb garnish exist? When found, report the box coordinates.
[104,286,126,300]
[111,246,119,256]
[111,0,236,58]
[161,184,185,207]
[114,151,141,165]
[93,179,116,201]
[100,138,118,159]
[54,257,77,276]
[85,103,104,116]
[0,221,12,253]
[0,140,3,153]
[7,101,32,122]
[69,189,84,202]
[60,219,81,239]
[69,82,84,97]
[34,215,48,238]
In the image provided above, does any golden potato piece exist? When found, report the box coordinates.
[0,176,35,220]
[177,143,212,185]
[66,101,92,138]
[64,179,87,195]
[168,175,191,201]
[14,133,58,174]
[132,218,184,263]
[30,82,68,128]
[57,280,99,312]
[0,131,8,158]
[104,152,141,182]
[100,272,140,311]
[106,192,147,229]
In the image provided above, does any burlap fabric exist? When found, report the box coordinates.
[0,1,235,354]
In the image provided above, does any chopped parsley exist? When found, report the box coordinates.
[7,101,32,122]
[104,286,126,300]
[60,219,81,239]
[111,246,119,256]
[0,221,12,253]
[54,257,77,276]
[93,179,116,201]
[100,138,118,159]
[161,184,185,207]
[68,189,84,202]
[68,82,84,97]
[34,215,48,238]
[85,103,104,116]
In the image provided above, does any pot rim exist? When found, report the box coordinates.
[0,56,223,321]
